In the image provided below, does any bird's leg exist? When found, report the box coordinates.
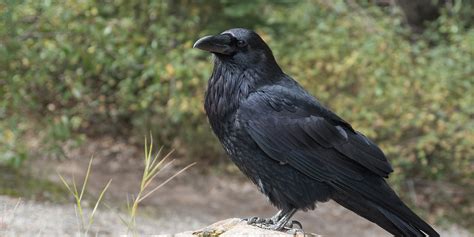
[266,208,298,231]
[269,209,284,224]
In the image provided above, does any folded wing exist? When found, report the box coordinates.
[238,85,393,182]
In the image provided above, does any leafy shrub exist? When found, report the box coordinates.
[0,0,472,228]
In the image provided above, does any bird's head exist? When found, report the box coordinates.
[193,28,279,70]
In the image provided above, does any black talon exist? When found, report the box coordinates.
[245,216,278,228]
[266,208,298,231]
[245,216,259,225]
[245,209,299,230]
[264,218,273,225]
[287,220,303,230]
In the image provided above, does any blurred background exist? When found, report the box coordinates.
[0,0,473,236]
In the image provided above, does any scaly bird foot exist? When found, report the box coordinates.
[243,216,273,226]
[264,219,304,231]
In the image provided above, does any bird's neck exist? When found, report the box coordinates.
[204,60,279,137]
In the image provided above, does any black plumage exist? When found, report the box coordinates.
[193,28,439,237]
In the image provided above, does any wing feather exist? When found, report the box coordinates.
[239,85,393,183]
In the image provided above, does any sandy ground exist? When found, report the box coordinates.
[1,177,471,237]
[1,137,472,236]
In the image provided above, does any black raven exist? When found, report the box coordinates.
[193,28,439,237]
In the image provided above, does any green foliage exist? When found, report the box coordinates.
[0,0,472,228]
[58,156,112,236]
[0,120,28,168]
[0,166,68,201]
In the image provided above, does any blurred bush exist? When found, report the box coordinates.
[0,0,472,228]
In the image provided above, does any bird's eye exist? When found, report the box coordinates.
[236,40,247,48]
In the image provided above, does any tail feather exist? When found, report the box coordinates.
[375,204,425,237]
[333,193,405,236]
[380,200,439,237]
[332,188,440,237]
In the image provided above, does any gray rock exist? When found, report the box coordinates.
[168,218,321,237]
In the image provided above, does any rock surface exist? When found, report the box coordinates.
[170,218,321,237]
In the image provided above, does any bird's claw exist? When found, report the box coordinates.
[245,216,258,225]
[282,220,304,234]
[243,216,273,225]
[263,219,304,232]
[285,220,303,230]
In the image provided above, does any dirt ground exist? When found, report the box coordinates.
[1,137,472,236]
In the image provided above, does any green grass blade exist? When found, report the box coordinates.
[145,149,174,182]
[86,179,112,231]
[148,146,164,172]
[80,156,94,201]
[57,173,74,195]
[138,162,195,203]
[143,159,175,188]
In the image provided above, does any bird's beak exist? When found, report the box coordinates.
[193,34,234,55]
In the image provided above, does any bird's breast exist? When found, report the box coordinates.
[204,72,253,138]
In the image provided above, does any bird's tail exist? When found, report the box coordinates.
[332,185,439,237]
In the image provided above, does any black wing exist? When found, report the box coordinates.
[238,83,393,181]
[238,83,443,237]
